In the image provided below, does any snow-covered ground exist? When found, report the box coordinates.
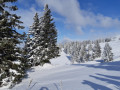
[50,49,71,65]
[1,36,120,90]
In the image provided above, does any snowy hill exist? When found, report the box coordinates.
[100,35,120,61]
[1,35,120,90]
[50,49,71,65]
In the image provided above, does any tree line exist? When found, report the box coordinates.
[61,39,113,63]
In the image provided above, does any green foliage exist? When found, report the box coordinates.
[26,4,59,66]
[0,0,27,88]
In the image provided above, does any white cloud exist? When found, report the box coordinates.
[76,26,83,35]
[90,29,95,33]
[16,6,42,31]
[63,37,72,41]
[35,0,120,34]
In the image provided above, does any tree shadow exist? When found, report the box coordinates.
[82,80,112,90]
[40,87,49,90]
[30,82,38,90]
[82,73,120,90]
[53,83,59,90]
[96,60,104,63]
[27,67,35,72]
[96,73,120,80]
[73,60,120,71]
[66,55,71,61]
[89,75,120,89]
[24,68,35,79]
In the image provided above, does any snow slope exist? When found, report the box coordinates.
[50,50,71,65]
[0,36,120,90]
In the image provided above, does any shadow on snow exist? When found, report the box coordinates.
[72,60,120,71]
[82,73,120,90]
[82,80,112,90]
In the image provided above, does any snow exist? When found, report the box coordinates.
[50,50,71,65]
[100,37,120,61]
[1,36,120,90]
[13,61,21,65]
[9,69,20,75]
[7,61,120,90]
[42,63,53,69]
[32,63,54,70]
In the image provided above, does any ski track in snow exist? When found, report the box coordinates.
[1,37,120,90]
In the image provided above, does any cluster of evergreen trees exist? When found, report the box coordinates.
[0,0,114,88]
[25,5,59,66]
[62,39,113,63]
[0,0,59,88]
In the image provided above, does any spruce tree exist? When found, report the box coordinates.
[87,44,95,61]
[71,47,80,63]
[102,43,113,62]
[0,0,26,88]
[41,4,59,65]
[79,45,87,63]
[88,44,93,61]
[26,13,40,66]
[26,4,59,66]
[93,40,101,58]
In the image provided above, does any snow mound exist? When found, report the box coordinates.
[50,50,71,65]
[43,63,53,69]
[31,63,54,71]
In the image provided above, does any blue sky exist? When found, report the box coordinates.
[15,0,120,42]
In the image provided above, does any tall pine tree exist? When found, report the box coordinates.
[26,4,59,66]
[40,4,59,64]
[26,13,40,66]
[0,0,26,88]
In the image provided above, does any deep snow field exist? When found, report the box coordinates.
[1,36,120,90]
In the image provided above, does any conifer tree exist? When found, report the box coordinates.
[102,43,113,62]
[93,40,101,58]
[88,44,93,61]
[0,0,26,87]
[40,4,59,64]
[90,52,95,61]
[26,4,59,66]
[79,45,87,62]
[26,13,40,66]
[87,44,95,61]
[71,50,79,63]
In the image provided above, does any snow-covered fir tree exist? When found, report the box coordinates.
[88,43,93,53]
[0,0,26,88]
[26,13,40,66]
[26,4,59,66]
[102,43,113,62]
[71,49,80,63]
[87,43,92,60]
[41,4,59,62]
[87,43,95,61]
[93,40,101,58]
[71,44,81,63]
[79,45,87,62]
